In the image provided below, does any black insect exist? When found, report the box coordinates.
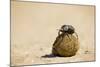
[58,25,78,39]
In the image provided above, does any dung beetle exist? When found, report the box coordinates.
[58,25,78,39]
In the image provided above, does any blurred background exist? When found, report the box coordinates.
[11,1,95,66]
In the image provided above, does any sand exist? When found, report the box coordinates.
[11,1,95,66]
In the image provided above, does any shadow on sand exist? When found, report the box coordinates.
[41,54,57,58]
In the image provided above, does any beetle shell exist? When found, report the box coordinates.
[60,25,75,34]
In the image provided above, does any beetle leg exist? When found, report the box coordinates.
[58,30,61,36]
[66,33,71,40]
[74,32,78,39]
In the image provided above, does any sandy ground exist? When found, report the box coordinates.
[11,1,95,66]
